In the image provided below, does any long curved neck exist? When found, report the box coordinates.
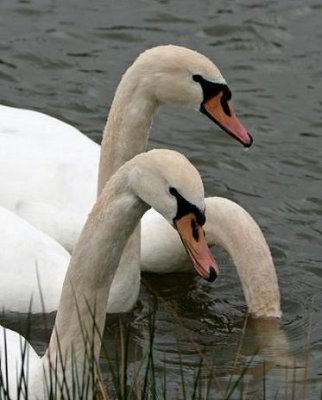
[205,197,281,318]
[98,64,158,195]
[41,165,148,395]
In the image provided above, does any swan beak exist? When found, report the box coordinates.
[201,94,253,147]
[174,213,219,282]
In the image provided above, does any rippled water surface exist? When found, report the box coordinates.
[1,0,322,398]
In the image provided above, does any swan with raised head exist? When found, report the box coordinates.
[0,149,217,399]
[141,197,281,319]
[0,45,252,314]
[96,46,249,314]
[0,45,251,252]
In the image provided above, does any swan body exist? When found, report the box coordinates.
[141,197,281,319]
[0,206,70,313]
[0,104,99,252]
[0,204,138,314]
[0,326,40,397]
[0,149,216,399]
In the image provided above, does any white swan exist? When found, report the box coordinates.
[0,198,281,318]
[141,197,281,319]
[0,149,217,399]
[86,45,250,312]
[0,45,251,313]
[0,45,251,252]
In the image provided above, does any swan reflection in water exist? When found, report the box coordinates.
[135,273,304,399]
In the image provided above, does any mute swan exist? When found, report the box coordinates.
[0,149,217,399]
[0,45,251,252]
[0,45,251,313]
[141,197,281,319]
[0,198,280,318]
[92,45,250,311]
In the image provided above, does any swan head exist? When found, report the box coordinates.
[129,45,252,147]
[129,149,219,282]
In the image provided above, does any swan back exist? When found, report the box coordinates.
[0,206,70,313]
[0,105,99,251]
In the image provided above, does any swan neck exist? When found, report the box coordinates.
[44,166,147,388]
[98,67,158,194]
[205,198,281,318]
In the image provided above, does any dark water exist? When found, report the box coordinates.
[1,0,322,398]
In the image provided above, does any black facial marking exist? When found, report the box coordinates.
[193,74,232,117]
[207,267,217,282]
[193,74,253,148]
[191,219,199,242]
[221,95,231,117]
[169,187,205,226]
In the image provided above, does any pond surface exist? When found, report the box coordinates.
[1,0,322,398]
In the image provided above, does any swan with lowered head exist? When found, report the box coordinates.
[142,197,281,319]
[0,149,217,399]
[0,197,280,318]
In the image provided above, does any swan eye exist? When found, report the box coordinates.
[222,85,232,101]
[192,74,203,83]
[220,95,231,117]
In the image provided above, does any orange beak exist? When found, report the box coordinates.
[174,213,219,282]
[201,92,252,147]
